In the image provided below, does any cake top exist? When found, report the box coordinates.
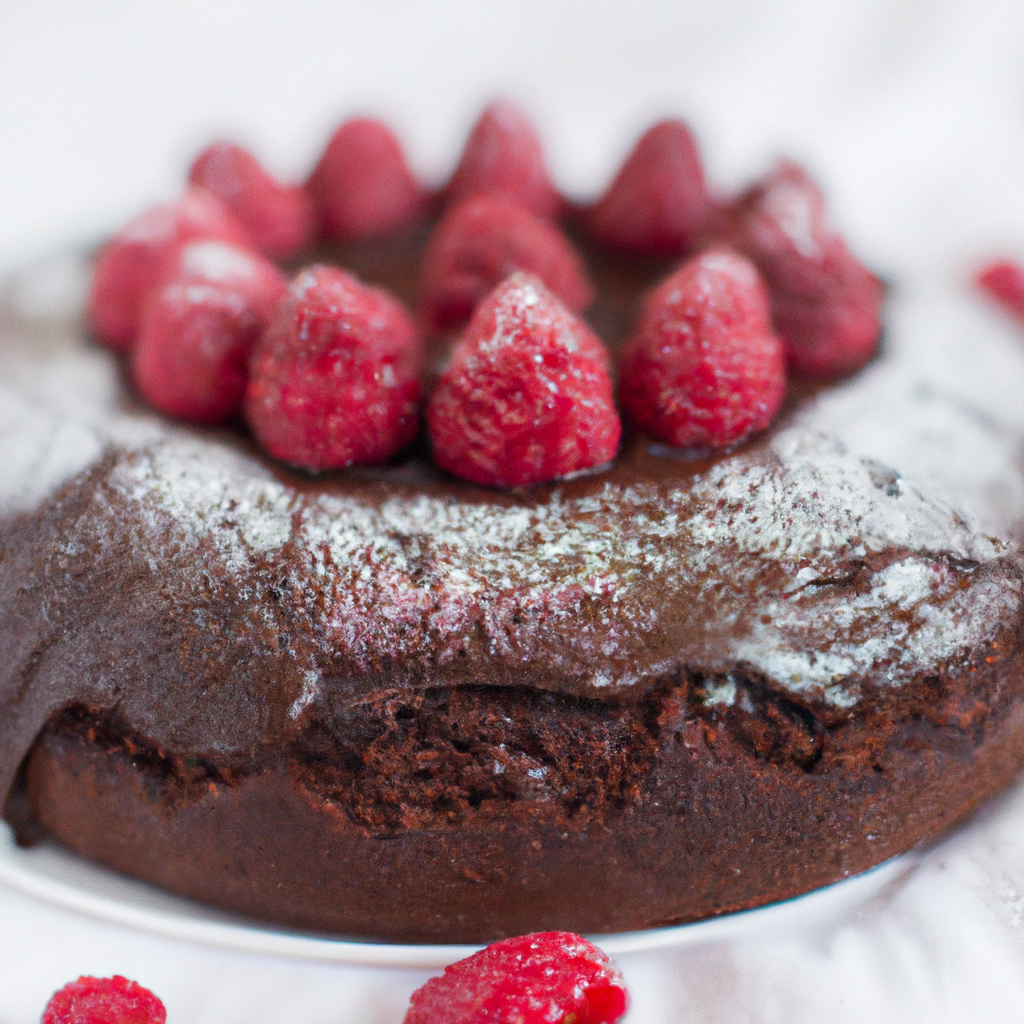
[1,248,1024,803]
[3,105,1024,799]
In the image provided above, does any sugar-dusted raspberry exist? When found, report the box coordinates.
[307,118,427,240]
[245,265,422,470]
[445,101,562,219]
[587,119,710,254]
[88,187,250,351]
[43,975,166,1024]
[729,160,882,379]
[189,141,315,259]
[133,283,267,423]
[403,932,628,1024]
[976,259,1024,323]
[132,239,287,422]
[619,248,786,450]
[428,273,619,488]
[155,238,287,324]
[420,195,593,330]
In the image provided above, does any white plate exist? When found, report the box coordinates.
[0,822,915,968]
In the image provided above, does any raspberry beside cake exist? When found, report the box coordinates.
[2,109,1024,943]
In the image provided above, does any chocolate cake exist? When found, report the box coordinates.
[4,157,1024,942]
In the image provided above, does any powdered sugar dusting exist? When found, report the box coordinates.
[88,420,1016,708]
[0,253,164,513]
[289,669,322,719]
[736,559,1020,698]
[117,202,179,245]
[688,430,997,563]
[805,286,1024,538]
[108,443,294,572]
[177,239,263,285]
[760,177,825,259]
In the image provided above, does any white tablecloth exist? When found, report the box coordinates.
[4,2,1024,1020]
[4,777,1024,1023]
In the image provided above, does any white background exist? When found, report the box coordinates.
[5,2,1024,1021]
[3,0,1024,279]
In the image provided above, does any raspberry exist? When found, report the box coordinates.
[43,975,166,1024]
[420,195,593,330]
[976,259,1024,322]
[245,265,422,470]
[729,161,882,379]
[189,141,315,259]
[88,187,250,351]
[307,118,426,240]
[587,119,709,254]
[427,273,619,488]
[403,932,628,1024]
[155,238,287,324]
[445,101,561,219]
[619,248,786,450]
[133,284,266,424]
[131,240,287,422]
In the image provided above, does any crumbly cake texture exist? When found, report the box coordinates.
[3,242,1024,941]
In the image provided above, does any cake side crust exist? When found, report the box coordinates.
[17,645,1024,942]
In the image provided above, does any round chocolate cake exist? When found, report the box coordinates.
[4,138,1024,943]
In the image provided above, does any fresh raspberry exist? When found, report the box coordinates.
[587,119,710,254]
[189,141,315,259]
[729,161,882,379]
[403,932,628,1024]
[88,187,250,351]
[307,118,427,240]
[428,273,619,488]
[420,195,593,330]
[976,259,1024,323]
[445,101,562,219]
[245,265,422,470]
[43,975,166,1024]
[619,248,786,450]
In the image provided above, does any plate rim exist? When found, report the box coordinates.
[0,822,915,969]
